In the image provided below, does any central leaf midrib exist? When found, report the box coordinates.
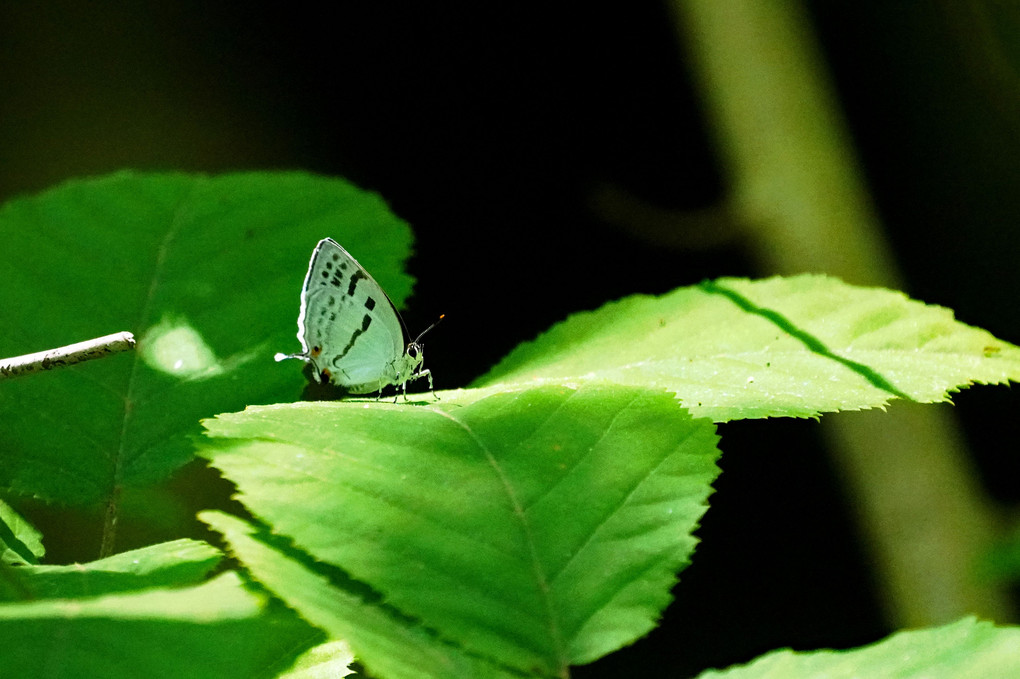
[108,181,199,552]
[430,406,569,669]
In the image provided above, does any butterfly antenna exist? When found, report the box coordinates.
[413,314,445,345]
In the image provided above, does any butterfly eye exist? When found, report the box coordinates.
[406,344,420,358]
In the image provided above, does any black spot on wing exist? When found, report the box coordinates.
[347,270,366,297]
[333,313,374,364]
[365,296,376,311]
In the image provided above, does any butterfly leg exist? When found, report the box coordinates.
[398,372,423,402]
[415,368,438,401]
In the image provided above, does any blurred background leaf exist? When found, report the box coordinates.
[0,171,413,552]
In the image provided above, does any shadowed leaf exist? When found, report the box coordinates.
[0,171,414,504]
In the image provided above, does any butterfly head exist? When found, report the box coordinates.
[402,314,444,365]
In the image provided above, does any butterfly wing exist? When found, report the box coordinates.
[296,238,408,393]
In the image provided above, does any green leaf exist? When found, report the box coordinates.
[0,170,414,504]
[0,571,323,678]
[697,617,1020,678]
[203,511,523,679]
[2,538,221,601]
[476,275,1020,421]
[0,497,44,565]
[198,384,721,676]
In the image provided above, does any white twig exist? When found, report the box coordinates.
[0,331,136,379]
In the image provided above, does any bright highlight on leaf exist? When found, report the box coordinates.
[476,275,1020,421]
[198,384,721,677]
[278,639,356,679]
[139,315,225,379]
[0,498,44,566]
[1,539,221,601]
[0,572,321,679]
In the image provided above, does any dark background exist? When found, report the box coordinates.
[3,3,1020,676]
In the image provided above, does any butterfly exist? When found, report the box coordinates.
[275,238,440,399]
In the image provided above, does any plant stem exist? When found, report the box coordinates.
[0,331,135,379]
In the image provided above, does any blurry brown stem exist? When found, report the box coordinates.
[670,0,1012,625]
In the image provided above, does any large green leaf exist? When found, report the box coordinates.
[198,384,721,677]
[476,275,1020,421]
[0,171,414,504]
[0,571,322,678]
[697,617,1020,678]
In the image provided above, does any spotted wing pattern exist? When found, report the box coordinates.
[294,238,410,393]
